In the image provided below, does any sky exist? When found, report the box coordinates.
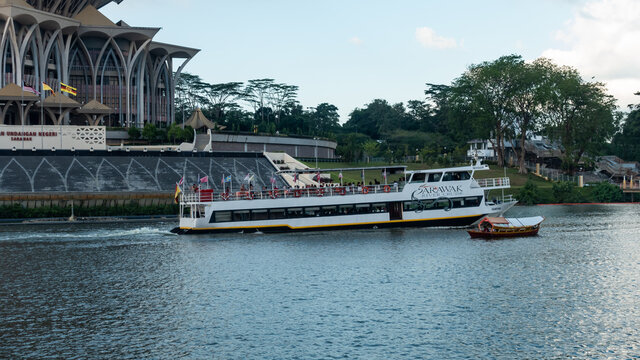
[102,0,640,122]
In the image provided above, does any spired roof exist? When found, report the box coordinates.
[0,83,39,101]
[185,108,226,130]
[73,4,115,26]
[42,92,81,108]
[77,99,113,114]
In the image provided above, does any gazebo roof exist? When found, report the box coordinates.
[185,108,226,130]
[41,92,81,108]
[76,99,113,114]
[0,83,39,101]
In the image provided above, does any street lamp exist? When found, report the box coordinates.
[314,137,318,169]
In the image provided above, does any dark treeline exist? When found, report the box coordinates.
[175,55,639,174]
[174,76,340,138]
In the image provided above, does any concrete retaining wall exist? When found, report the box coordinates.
[0,192,174,209]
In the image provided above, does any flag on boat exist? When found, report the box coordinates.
[178,177,184,185]
[338,171,343,179]
[174,183,181,203]
[60,82,77,96]
[42,82,55,95]
[293,172,298,182]
[23,84,39,95]
[224,175,232,183]
[243,173,254,183]
[270,176,276,184]
[382,168,387,181]
[200,176,208,183]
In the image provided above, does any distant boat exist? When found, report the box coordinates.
[467,216,544,238]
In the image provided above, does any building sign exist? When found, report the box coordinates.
[0,125,106,150]
[0,131,58,142]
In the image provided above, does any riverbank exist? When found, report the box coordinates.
[0,214,177,226]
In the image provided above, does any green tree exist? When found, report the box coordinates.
[128,126,140,142]
[310,103,340,137]
[610,104,640,161]
[448,55,523,166]
[543,64,619,174]
[362,140,379,163]
[142,123,157,143]
[167,124,184,144]
[552,181,584,203]
[517,179,542,205]
[592,182,623,202]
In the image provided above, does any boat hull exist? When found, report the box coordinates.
[467,227,540,239]
[172,214,486,234]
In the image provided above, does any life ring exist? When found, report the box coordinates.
[317,188,325,197]
[269,190,278,199]
[245,192,254,200]
[221,192,229,201]
[383,185,391,193]
[336,187,346,196]
[362,186,369,194]
[294,189,302,198]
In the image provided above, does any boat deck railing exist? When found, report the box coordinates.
[180,184,403,204]
[474,177,510,188]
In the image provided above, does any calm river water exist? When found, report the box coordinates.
[1,205,639,359]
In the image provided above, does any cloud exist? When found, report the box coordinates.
[348,36,363,46]
[541,0,640,108]
[415,27,457,49]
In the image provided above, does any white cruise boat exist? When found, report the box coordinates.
[171,161,517,234]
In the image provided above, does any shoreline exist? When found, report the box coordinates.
[0,214,177,226]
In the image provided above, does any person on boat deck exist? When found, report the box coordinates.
[191,184,199,192]
[240,184,246,192]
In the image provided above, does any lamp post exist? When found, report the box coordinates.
[314,137,318,169]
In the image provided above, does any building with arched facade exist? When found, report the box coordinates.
[0,0,198,127]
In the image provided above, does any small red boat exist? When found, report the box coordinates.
[468,216,544,238]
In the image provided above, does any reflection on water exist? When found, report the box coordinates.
[1,205,639,359]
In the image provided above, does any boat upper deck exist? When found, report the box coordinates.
[179,176,511,204]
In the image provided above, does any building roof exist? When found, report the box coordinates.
[42,92,81,108]
[72,4,114,26]
[0,83,39,101]
[185,108,226,130]
[76,99,113,114]
[24,0,123,17]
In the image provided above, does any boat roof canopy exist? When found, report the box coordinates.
[481,216,545,227]
[277,166,407,174]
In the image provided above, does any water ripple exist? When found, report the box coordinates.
[1,206,640,358]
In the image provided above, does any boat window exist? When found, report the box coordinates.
[372,203,388,213]
[442,171,471,181]
[354,204,371,214]
[212,211,231,223]
[233,210,250,222]
[339,204,355,215]
[270,209,286,219]
[464,196,481,207]
[305,207,320,217]
[252,209,269,221]
[321,206,338,216]
[288,208,304,218]
[410,173,426,183]
[428,173,442,182]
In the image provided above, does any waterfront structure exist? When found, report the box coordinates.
[0,0,198,127]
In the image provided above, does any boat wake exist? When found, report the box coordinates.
[0,226,170,243]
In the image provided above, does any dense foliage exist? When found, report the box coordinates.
[517,179,542,205]
[170,54,631,168]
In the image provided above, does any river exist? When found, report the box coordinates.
[1,205,639,359]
